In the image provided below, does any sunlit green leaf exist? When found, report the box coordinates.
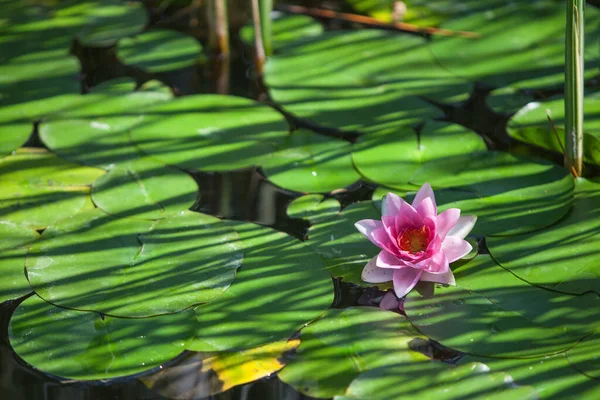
[187,221,333,351]
[26,209,243,317]
[9,294,194,380]
[240,14,323,51]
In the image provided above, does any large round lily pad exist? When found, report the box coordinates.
[9,294,195,380]
[0,148,104,229]
[428,0,600,90]
[337,362,538,400]
[405,255,600,358]
[186,220,333,352]
[75,0,148,47]
[240,14,324,51]
[261,129,361,193]
[129,95,290,171]
[487,178,600,294]
[278,307,430,399]
[265,29,470,134]
[0,221,39,303]
[507,93,600,165]
[39,78,173,168]
[460,352,600,398]
[410,151,574,235]
[26,208,243,317]
[91,157,198,220]
[117,29,204,73]
[352,121,486,189]
[286,194,341,223]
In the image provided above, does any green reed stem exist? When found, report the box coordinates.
[251,0,266,75]
[259,0,273,56]
[565,0,584,176]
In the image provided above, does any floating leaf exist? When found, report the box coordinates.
[75,0,148,47]
[566,330,600,380]
[460,352,600,398]
[487,178,600,294]
[337,362,538,400]
[405,255,600,358]
[278,307,429,398]
[265,30,470,134]
[262,130,361,193]
[9,294,194,380]
[118,29,204,73]
[0,148,104,229]
[0,220,38,252]
[40,78,173,168]
[507,94,600,165]
[429,1,600,89]
[352,121,486,190]
[240,14,323,51]
[91,157,198,220]
[286,194,340,223]
[187,221,333,351]
[143,339,300,398]
[26,209,243,317]
[0,249,32,303]
[410,151,574,235]
[486,87,536,114]
[129,95,290,171]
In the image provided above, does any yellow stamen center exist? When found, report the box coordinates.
[397,226,429,253]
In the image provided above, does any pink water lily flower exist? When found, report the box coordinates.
[355,183,476,298]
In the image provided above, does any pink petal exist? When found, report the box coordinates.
[382,215,398,244]
[412,183,436,212]
[442,236,473,263]
[446,215,477,239]
[396,201,423,229]
[392,268,423,297]
[416,197,436,219]
[361,256,394,283]
[435,208,461,239]
[379,290,401,310]
[416,251,449,274]
[355,219,385,246]
[376,250,407,269]
[384,192,406,216]
[421,270,456,286]
[372,228,400,256]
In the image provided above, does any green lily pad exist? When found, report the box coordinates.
[352,121,486,189]
[240,14,323,51]
[298,200,390,287]
[261,130,361,193]
[405,255,600,358]
[0,148,105,229]
[117,29,204,73]
[460,352,600,398]
[429,0,600,90]
[0,249,32,303]
[129,94,290,171]
[40,78,173,168]
[75,0,148,47]
[486,87,536,114]
[9,294,194,380]
[186,220,333,352]
[286,194,341,223]
[278,307,430,399]
[0,220,39,252]
[91,157,198,220]
[265,29,470,134]
[487,178,600,295]
[507,93,600,165]
[142,339,299,398]
[26,208,243,317]
[410,151,574,235]
[566,330,600,380]
[337,361,539,400]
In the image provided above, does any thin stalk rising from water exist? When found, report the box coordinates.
[259,0,273,56]
[251,0,266,76]
[565,0,584,176]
